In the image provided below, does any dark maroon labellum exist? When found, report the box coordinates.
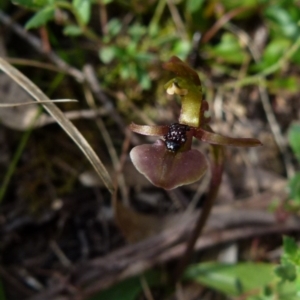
[164,123,190,152]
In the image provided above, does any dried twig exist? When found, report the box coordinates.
[82,76,129,205]
[30,219,297,300]
[83,65,128,134]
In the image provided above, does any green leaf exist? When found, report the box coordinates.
[265,5,300,39]
[25,6,55,29]
[72,0,91,24]
[99,46,117,64]
[172,40,192,59]
[288,123,300,159]
[12,0,51,9]
[63,25,83,36]
[128,23,147,40]
[106,18,122,37]
[209,33,247,64]
[186,0,205,14]
[184,262,275,296]
[254,38,291,71]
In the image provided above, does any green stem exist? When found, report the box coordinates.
[0,110,42,203]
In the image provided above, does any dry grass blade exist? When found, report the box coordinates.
[0,99,78,107]
[0,57,114,194]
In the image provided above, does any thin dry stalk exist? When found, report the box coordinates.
[82,80,129,205]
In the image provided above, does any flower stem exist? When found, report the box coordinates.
[173,144,224,283]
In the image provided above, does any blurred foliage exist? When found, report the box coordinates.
[184,262,275,297]
[10,0,300,92]
[255,1,300,69]
[205,32,248,64]
[11,0,194,89]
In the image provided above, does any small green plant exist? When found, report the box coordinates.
[258,236,300,300]
[98,20,155,90]
[12,0,92,33]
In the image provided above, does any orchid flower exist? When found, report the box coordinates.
[129,56,262,190]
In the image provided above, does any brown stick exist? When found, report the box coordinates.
[28,219,298,300]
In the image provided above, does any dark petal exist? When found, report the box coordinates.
[193,128,262,147]
[130,139,208,190]
[130,123,169,136]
